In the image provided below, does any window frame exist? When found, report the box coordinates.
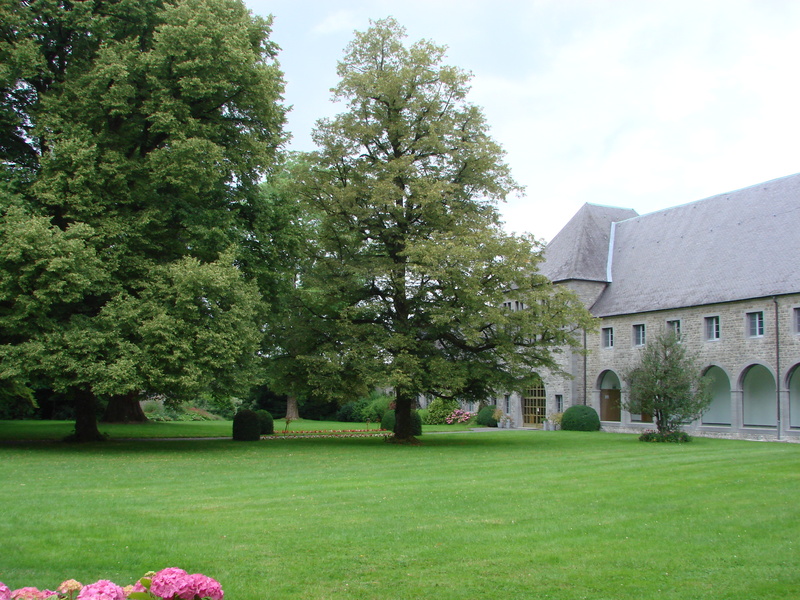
[794,307,800,334]
[633,323,646,347]
[746,311,764,338]
[705,315,720,341]
[666,319,681,339]
[601,327,614,349]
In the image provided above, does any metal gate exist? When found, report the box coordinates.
[523,380,546,426]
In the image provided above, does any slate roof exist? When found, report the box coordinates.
[590,173,800,317]
[539,203,638,282]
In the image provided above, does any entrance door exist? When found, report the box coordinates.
[600,389,621,421]
[523,380,546,426]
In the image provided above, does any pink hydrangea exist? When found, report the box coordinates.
[57,580,82,596]
[121,581,146,597]
[10,587,55,600]
[75,580,125,600]
[179,575,223,600]
[149,568,189,599]
[0,582,10,600]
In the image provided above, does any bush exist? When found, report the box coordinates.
[254,410,274,435]
[560,405,601,431]
[359,392,393,422]
[423,397,460,424]
[476,404,498,427]
[232,409,261,441]
[639,430,691,443]
[381,409,423,436]
[335,398,368,422]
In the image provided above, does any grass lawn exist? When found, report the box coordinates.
[0,419,474,441]
[0,429,798,599]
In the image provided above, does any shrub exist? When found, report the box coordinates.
[639,429,691,443]
[232,409,261,441]
[423,397,460,424]
[560,405,601,431]
[381,409,422,436]
[476,404,498,427]
[254,410,274,435]
[335,398,369,422]
[358,392,393,422]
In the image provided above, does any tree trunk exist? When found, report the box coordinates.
[101,391,148,423]
[284,394,300,420]
[71,388,105,442]
[392,388,416,443]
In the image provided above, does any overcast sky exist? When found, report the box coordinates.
[244,0,800,242]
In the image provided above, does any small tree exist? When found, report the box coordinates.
[623,331,712,433]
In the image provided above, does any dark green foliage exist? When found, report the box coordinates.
[232,409,261,441]
[423,398,460,425]
[254,410,274,435]
[639,430,691,443]
[335,400,365,422]
[476,405,498,427]
[381,410,422,436]
[561,405,601,431]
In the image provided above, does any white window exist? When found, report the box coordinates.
[633,324,646,347]
[602,327,614,348]
[705,316,720,341]
[666,319,681,338]
[747,311,764,337]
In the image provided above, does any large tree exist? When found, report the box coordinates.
[293,19,593,442]
[623,331,712,434]
[0,0,285,439]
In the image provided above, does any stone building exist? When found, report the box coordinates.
[501,173,800,440]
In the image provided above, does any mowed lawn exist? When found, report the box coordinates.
[1,429,798,600]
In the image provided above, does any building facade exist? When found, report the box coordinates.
[500,173,800,440]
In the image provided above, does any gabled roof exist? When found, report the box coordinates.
[539,203,638,282]
[591,172,800,317]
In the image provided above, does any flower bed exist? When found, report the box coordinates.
[265,429,390,440]
[1,568,223,600]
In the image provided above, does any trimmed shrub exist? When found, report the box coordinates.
[476,404,498,427]
[560,405,601,431]
[423,397,460,424]
[639,430,691,443]
[254,410,274,435]
[381,409,423,436]
[232,409,261,441]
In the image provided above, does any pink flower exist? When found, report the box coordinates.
[57,581,83,596]
[75,580,125,600]
[181,575,223,600]
[10,588,56,600]
[149,568,189,599]
[0,582,10,600]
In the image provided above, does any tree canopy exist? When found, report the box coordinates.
[0,0,286,439]
[292,18,594,441]
[623,331,712,433]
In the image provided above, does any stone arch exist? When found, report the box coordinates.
[702,365,732,426]
[741,364,777,427]
[597,369,621,422]
[788,364,800,429]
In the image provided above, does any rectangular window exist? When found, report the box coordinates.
[747,311,764,337]
[705,316,720,340]
[666,319,681,338]
[602,327,614,348]
[555,394,563,413]
[633,324,646,346]
[795,307,800,334]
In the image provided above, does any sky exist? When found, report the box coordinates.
[244,0,800,242]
